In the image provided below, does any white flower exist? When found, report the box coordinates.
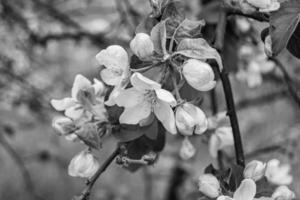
[130,33,154,60]
[51,75,107,120]
[68,150,100,178]
[265,159,293,185]
[217,179,256,200]
[115,72,177,134]
[175,102,208,136]
[182,59,216,91]
[244,160,266,181]
[179,137,196,160]
[246,0,280,12]
[198,174,220,198]
[209,126,234,158]
[272,186,296,200]
[96,45,130,106]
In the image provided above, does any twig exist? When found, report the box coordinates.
[74,147,120,200]
[0,132,44,200]
[270,57,300,109]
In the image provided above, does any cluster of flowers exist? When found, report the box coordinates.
[51,31,217,178]
[198,159,295,200]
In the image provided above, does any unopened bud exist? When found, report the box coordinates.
[272,186,295,200]
[244,160,266,181]
[68,150,100,178]
[198,174,220,198]
[130,33,154,59]
[182,59,216,91]
[264,35,273,57]
[52,116,76,135]
[180,137,196,160]
[175,102,208,136]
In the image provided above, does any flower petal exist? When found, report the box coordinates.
[180,137,196,160]
[130,72,161,91]
[155,89,177,107]
[71,75,92,99]
[197,81,217,91]
[209,134,220,158]
[115,88,144,108]
[119,102,151,124]
[92,78,105,95]
[100,68,122,86]
[51,98,76,111]
[233,179,256,200]
[154,100,177,134]
[217,196,233,200]
[65,106,84,120]
[96,45,129,70]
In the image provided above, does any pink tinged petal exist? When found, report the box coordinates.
[100,68,122,86]
[51,98,76,111]
[119,102,152,124]
[216,127,234,148]
[197,81,217,92]
[115,88,144,108]
[154,100,177,134]
[65,106,84,120]
[95,45,129,70]
[105,85,123,106]
[180,137,196,160]
[71,74,92,99]
[183,103,208,135]
[217,196,233,200]
[130,72,161,92]
[233,179,256,200]
[155,89,177,107]
[92,78,105,95]
[175,106,195,136]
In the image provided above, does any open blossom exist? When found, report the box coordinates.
[179,137,196,160]
[246,0,280,12]
[209,127,234,158]
[244,160,266,181]
[130,33,154,60]
[96,45,130,106]
[175,102,208,136]
[51,75,107,120]
[182,59,216,91]
[68,150,100,178]
[265,159,293,185]
[272,186,296,200]
[115,72,177,134]
[198,174,220,198]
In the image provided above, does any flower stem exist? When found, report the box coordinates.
[171,74,182,102]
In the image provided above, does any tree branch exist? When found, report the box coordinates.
[74,146,120,200]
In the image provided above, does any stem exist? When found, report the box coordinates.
[76,147,120,200]
[171,74,182,102]
[218,69,245,167]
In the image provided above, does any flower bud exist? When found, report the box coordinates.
[198,174,220,198]
[180,137,196,160]
[52,116,76,135]
[130,33,154,59]
[182,59,216,91]
[175,102,208,136]
[272,186,296,200]
[264,35,273,57]
[243,160,266,181]
[68,150,100,178]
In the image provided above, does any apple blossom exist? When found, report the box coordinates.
[51,75,107,120]
[52,116,76,135]
[96,45,130,106]
[68,150,100,178]
[115,72,177,134]
[182,59,216,91]
[209,127,234,158]
[217,179,256,200]
[179,137,196,160]
[198,174,220,198]
[175,102,208,136]
[130,33,154,60]
[272,186,296,200]
[243,160,266,181]
[265,159,293,185]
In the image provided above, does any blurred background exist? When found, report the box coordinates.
[0,0,299,199]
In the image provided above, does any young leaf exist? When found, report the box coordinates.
[75,123,104,149]
[173,38,223,70]
[255,177,276,197]
[151,20,168,55]
[270,0,300,57]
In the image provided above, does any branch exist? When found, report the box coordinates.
[74,147,120,200]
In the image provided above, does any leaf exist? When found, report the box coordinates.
[113,119,158,142]
[75,123,104,149]
[151,20,168,55]
[173,38,223,70]
[255,177,276,197]
[130,55,153,70]
[172,19,205,43]
[228,164,244,191]
[287,23,300,58]
[270,0,300,56]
